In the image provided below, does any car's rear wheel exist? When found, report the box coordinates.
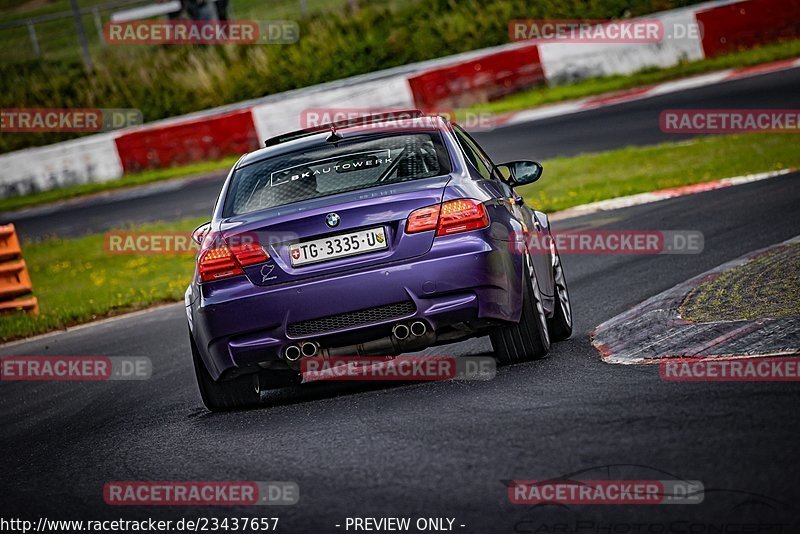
[190,333,261,412]
[548,248,573,341]
[490,260,550,364]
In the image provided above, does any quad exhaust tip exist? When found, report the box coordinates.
[410,321,427,337]
[392,323,410,340]
[301,342,318,357]
[284,345,302,362]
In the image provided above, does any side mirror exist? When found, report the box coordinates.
[191,222,212,246]
[497,160,543,186]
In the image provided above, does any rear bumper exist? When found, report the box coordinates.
[188,231,522,380]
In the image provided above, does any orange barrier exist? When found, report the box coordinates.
[0,224,39,315]
[0,224,22,261]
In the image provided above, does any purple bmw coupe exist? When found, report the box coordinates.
[186,111,572,410]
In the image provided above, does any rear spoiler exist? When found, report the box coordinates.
[263,109,429,147]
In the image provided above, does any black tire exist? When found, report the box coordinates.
[490,260,551,364]
[190,333,261,412]
[548,248,573,341]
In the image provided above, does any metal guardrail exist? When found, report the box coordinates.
[0,0,152,29]
[0,0,354,65]
[0,0,156,63]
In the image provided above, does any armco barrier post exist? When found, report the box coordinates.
[0,224,39,315]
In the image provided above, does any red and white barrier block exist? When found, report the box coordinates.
[0,133,123,199]
[114,109,259,174]
[696,0,800,58]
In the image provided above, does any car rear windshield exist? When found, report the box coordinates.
[223,132,452,216]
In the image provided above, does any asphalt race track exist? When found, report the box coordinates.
[2,168,800,529]
[6,66,800,241]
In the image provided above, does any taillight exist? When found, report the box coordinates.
[230,242,269,266]
[436,199,489,236]
[406,199,490,236]
[197,235,270,283]
[406,205,440,233]
[198,245,243,282]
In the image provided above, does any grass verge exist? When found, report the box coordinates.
[680,242,800,322]
[0,218,203,342]
[1,131,798,342]
[516,133,798,212]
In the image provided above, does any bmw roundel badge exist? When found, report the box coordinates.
[325,213,340,228]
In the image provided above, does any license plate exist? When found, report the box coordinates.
[290,227,387,266]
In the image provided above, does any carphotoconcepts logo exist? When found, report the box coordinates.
[299,108,500,132]
[661,357,800,382]
[300,356,496,383]
[0,356,151,381]
[103,20,299,44]
[508,479,704,505]
[660,110,800,134]
[0,108,142,133]
[103,481,298,505]
[511,230,704,255]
